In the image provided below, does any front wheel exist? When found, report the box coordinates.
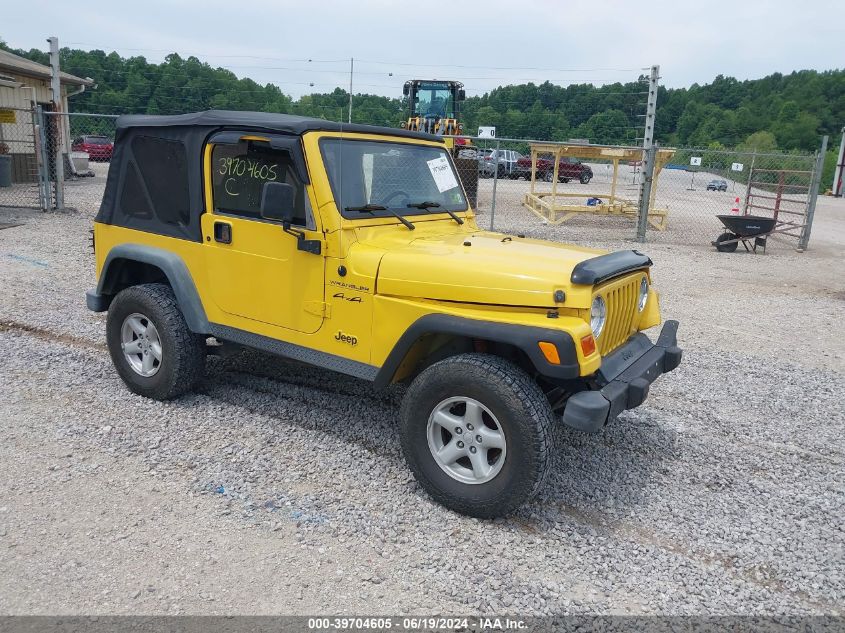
[400,354,554,518]
[106,283,206,400]
[715,232,739,252]
[580,173,591,184]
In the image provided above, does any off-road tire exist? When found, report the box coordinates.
[106,283,205,400]
[715,232,739,253]
[400,353,555,518]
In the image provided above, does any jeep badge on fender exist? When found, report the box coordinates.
[335,331,358,346]
[86,110,682,519]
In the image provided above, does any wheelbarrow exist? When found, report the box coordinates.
[713,215,777,254]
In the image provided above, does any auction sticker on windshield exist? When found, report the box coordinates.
[427,156,459,193]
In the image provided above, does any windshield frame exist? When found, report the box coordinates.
[318,136,469,223]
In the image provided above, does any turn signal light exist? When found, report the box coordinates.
[538,341,560,365]
[581,334,596,357]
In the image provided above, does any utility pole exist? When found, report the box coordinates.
[799,135,829,251]
[48,36,64,209]
[637,144,657,242]
[833,126,845,197]
[348,57,353,124]
[636,65,659,242]
[642,65,659,152]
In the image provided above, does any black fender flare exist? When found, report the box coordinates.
[373,314,580,389]
[88,243,210,334]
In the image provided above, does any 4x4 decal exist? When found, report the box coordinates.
[333,292,362,303]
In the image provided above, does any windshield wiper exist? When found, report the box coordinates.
[406,201,464,225]
[344,204,415,230]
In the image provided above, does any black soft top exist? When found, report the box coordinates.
[97,110,439,243]
[115,109,438,141]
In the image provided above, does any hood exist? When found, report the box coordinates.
[375,232,604,307]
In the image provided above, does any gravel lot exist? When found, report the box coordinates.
[1,166,843,616]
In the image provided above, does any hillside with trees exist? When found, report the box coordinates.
[2,40,843,155]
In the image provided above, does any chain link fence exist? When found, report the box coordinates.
[450,136,822,251]
[39,111,118,211]
[0,106,43,210]
[647,147,818,250]
[452,136,650,246]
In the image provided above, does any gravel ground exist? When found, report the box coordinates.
[0,169,843,616]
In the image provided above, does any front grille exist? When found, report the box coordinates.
[597,276,641,355]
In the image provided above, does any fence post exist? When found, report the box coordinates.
[799,135,828,251]
[48,36,65,210]
[34,105,49,211]
[489,139,500,231]
[636,144,657,242]
[742,149,757,213]
[642,65,659,152]
[833,126,844,197]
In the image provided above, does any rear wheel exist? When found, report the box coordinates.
[579,173,591,184]
[715,232,739,253]
[400,354,554,518]
[106,283,206,400]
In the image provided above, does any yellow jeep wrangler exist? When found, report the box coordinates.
[87,110,682,518]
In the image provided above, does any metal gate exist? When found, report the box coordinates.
[0,105,44,210]
[744,166,814,243]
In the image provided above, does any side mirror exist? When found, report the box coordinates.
[260,181,295,224]
[260,181,322,255]
[458,89,466,101]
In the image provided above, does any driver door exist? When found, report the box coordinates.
[201,136,324,334]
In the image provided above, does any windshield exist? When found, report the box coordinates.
[321,139,468,220]
[412,82,455,118]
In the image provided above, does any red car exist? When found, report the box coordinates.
[515,155,593,183]
[71,135,114,162]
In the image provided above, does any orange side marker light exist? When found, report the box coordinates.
[580,334,596,357]
[538,341,560,365]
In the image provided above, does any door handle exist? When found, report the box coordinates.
[214,221,232,244]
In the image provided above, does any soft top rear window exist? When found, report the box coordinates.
[122,135,190,226]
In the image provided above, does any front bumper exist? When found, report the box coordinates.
[561,320,682,433]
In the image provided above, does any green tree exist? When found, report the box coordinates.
[739,131,778,151]
[1,37,840,151]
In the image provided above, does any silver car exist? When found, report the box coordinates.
[479,149,524,178]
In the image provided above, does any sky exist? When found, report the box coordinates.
[3,0,843,99]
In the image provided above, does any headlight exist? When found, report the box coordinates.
[638,276,649,312]
[590,295,606,339]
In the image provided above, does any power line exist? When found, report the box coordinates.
[60,41,645,76]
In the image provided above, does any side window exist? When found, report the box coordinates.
[211,140,309,227]
[131,135,190,226]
